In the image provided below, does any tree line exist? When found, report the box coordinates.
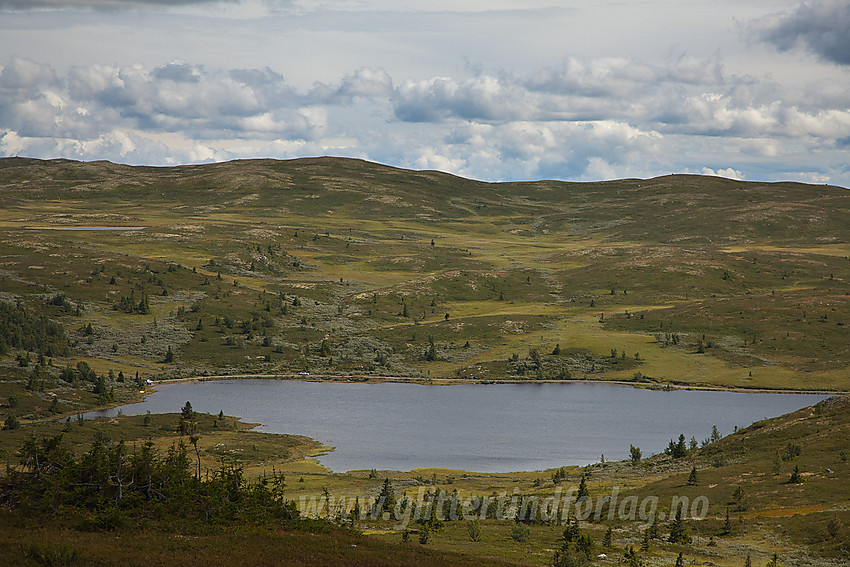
[0,431,304,530]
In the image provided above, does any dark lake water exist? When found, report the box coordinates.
[88,380,829,473]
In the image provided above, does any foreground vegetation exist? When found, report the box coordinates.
[1,396,848,566]
[0,410,515,567]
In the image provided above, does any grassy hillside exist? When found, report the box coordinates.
[0,156,848,413]
[0,411,518,567]
[3,157,849,565]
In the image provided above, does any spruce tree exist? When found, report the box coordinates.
[668,506,689,544]
[379,478,396,513]
[648,514,659,540]
[630,444,642,464]
[576,473,589,499]
[674,434,688,458]
[602,526,613,547]
[788,465,803,484]
[181,401,194,420]
[687,466,699,485]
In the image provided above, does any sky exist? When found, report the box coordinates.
[0,0,849,186]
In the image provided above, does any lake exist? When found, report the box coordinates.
[88,379,829,473]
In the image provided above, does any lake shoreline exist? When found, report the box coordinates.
[145,372,850,396]
[88,377,833,474]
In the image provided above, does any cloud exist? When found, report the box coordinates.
[0,56,57,89]
[752,0,850,65]
[390,56,736,126]
[389,59,850,146]
[700,167,744,180]
[0,0,232,10]
[394,75,532,122]
[153,63,202,83]
[308,68,393,104]
[1,56,849,187]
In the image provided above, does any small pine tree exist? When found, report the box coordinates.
[181,401,194,420]
[647,514,659,540]
[674,434,688,458]
[623,546,641,567]
[788,465,803,484]
[603,526,613,547]
[723,507,732,535]
[687,466,699,485]
[424,338,438,361]
[467,519,482,542]
[379,478,396,513]
[744,553,752,567]
[732,485,746,510]
[576,473,589,500]
[3,414,21,430]
[668,506,690,544]
[675,552,685,567]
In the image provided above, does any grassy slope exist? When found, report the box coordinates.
[0,525,523,567]
[1,398,848,565]
[0,156,848,400]
[1,157,849,565]
[0,412,519,567]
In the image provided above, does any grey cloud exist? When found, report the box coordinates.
[1,56,849,188]
[0,0,233,10]
[0,57,57,89]
[153,63,202,83]
[525,57,664,98]
[389,56,850,148]
[229,67,285,88]
[753,0,850,65]
[394,75,531,123]
[392,56,732,126]
[1,59,320,144]
[309,68,393,104]
[525,55,723,98]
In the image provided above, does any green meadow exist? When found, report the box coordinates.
[1,157,848,396]
[1,157,849,565]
